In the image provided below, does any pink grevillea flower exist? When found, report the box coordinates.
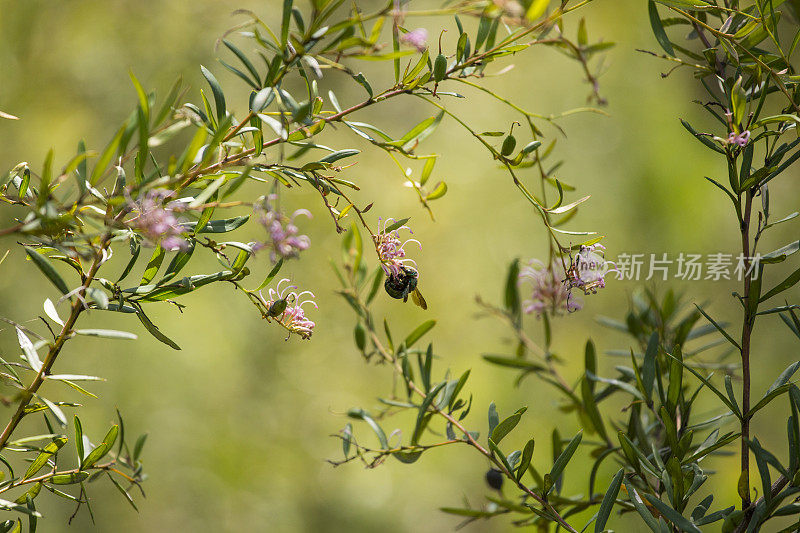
[254,194,311,262]
[400,28,428,52]
[259,278,317,340]
[728,130,751,147]
[519,260,582,317]
[374,218,421,277]
[565,244,616,294]
[128,189,188,251]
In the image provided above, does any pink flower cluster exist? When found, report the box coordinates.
[728,130,751,147]
[129,189,188,251]
[519,260,582,317]
[392,0,427,52]
[400,28,428,52]
[374,218,420,277]
[566,243,616,294]
[260,278,317,340]
[519,244,615,317]
[254,195,311,262]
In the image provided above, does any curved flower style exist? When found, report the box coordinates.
[128,189,188,251]
[373,218,421,277]
[254,194,311,262]
[519,260,582,317]
[728,129,751,147]
[566,243,615,294]
[259,278,317,340]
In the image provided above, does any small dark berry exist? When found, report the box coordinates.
[485,468,503,490]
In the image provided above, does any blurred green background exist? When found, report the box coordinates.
[1,0,799,531]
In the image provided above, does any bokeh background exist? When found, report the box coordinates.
[0,0,798,531]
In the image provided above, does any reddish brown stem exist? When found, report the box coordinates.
[739,191,754,511]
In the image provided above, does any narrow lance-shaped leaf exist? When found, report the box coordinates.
[24,437,67,479]
[648,1,675,56]
[81,425,119,469]
[548,431,582,493]
[200,65,226,122]
[24,247,70,295]
[132,304,181,350]
[490,407,527,445]
[404,320,436,348]
[411,382,446,445]
[643,493,702,533]
[595,468,624,532]
[515,438,535,482]
[348,409,388,449]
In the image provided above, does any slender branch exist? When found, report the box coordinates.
[355,296,579,532]
[0,226,115,450]
[739,190,754,512]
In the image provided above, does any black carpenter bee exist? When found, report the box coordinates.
[384,266,427,310]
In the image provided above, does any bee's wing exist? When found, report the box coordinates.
[411,289,427,310]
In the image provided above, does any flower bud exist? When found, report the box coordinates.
[433,54,447,82]
[501,135,517,156]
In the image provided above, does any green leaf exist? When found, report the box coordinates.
[352,72,373,98]
[81,425,119,469]
[16,327,42,373]
[488,402,500,436]
[667,345,683,415]
[254,259,284,291]
[694,304,741,350]
[222,40,261,85]
[74,416,84,461]
[132,304,181,350]
[504,259,521,323]
[385,218,410,233]
[623,480,660,532]
[642,332,658,402]
[404,320,436,348]
[281,0,293,46]
[139,246,165,286]
[401,112,444,152]
[320,149,360,164]
[681,120,724,154]
[482,355,546,372]
[760,265,800,302]
[763,240,799,263]
[648,1,675,56]
[581,376,608,441]
[24,437,67,479]
[595,468,624,532]
[200,66,226,122]
[425,181,447,201]
[643,494,701,532]
[24,248,69,294]
[89,125,125,185]
[548,431,582,492]
[74,329,137,340]
[750,383,792,418]
[403,49,429,84]
[162,241,195,281]
[348,408,388,449]
[41,397,67,426]
[664,352,741,418]
[515,439,535,482]
[50,472,89,485]
[653,0,713,8]
[181,216,249,233]
[411,382,446,444]
[490,407,527,445]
